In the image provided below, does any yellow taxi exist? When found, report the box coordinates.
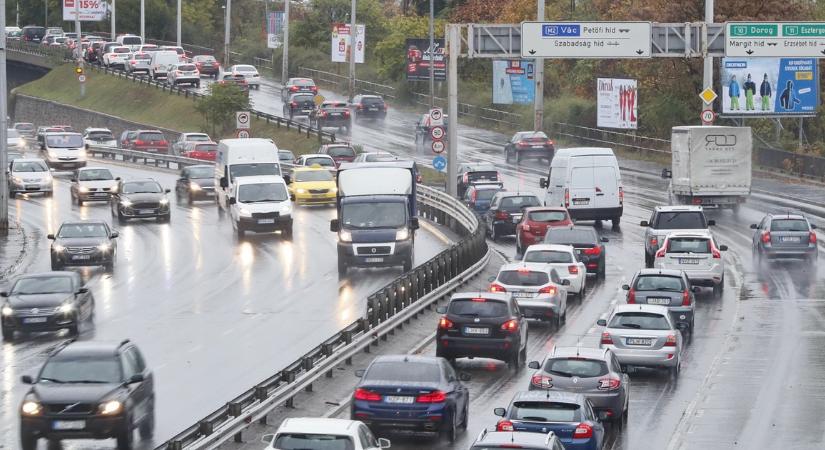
[288,165,337,205]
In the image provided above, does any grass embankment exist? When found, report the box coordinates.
[14,64,320,155]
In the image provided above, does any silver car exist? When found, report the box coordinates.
[623,268,699,338]
[166,63,200,87]
[527,347,629,424]
[125,52,152,74]
[491,262,568,327]
[641,205,714,267]
[654,231,727,298]
[597,304,683,378]
[751,213,819,263]
[70,167,119,205]
[8,158,53,197]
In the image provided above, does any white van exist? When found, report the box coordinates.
[229,175,293,239]
[116,34,143,51]
[215,138,282,211]
[149,50,181,79]
[539,147,623,226]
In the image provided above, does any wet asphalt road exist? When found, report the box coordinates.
[0,155,449,449]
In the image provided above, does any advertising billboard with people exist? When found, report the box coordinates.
[597,78,638,129]
[721,58,818,116]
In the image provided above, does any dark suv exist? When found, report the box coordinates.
[436,292,528,369]
[19,339,154,450]
[484,192,542,241]
[641,206,713,267]
[751,213,819,263]
[544,226,609,278]
[351,94,388,122]
[457,163,502,199]
[283,92,315,119]
[310,101,351,133]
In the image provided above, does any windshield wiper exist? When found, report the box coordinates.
[246,199,283,203]
[39,377,65,383]
[70,380,108,384]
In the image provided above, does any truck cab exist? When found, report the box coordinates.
[215,138,283,212]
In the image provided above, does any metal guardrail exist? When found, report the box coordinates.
[553,122,672,155]
[6,40,72,60]
[755,145,825,181]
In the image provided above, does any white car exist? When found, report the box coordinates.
[166,63,200,87]
[261,417,390,450]
[654,231,727,297]
[6,128,26,151]
[228,64,261,89]
[491,262,569,327]
[83,128,117,147]
[125,52,152,74]
[8,158,53,197]
[522,244,587,299]
[70,167,119,205]
[230,175,293,239]
[102,46,131,68]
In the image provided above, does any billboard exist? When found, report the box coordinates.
[721,58,818,116]
[492,60,536,105]
[331,24,365,64]
[597,78,638,129]
[63,0,107,21]
[267,12,284,49]
[405,39,446,81]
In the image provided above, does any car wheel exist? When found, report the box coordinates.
[403,255,413,272]
[577,282,587,300]
[598,261,606,279]
[338,258,348,277]
[117,211,127,225]
[20,435,38,450]
[1,325,13,341]
[612,216,621,228]
[505,149,511,163]
[460,404,469,430]
[236,225,245,239]
[445,408,458,443]
[490,223,499,242]
[282,227,293,240]
[644,252,653,268]
[50,259,62,271]
[138,407,155,439]
[516,152,521,164]
[116,424,134,450]
[669,360,680,380]
[508,350,521,370]
[104,260,115,273]
[67,320,79,337]
[515,240,523,258]
[76,195,83,206]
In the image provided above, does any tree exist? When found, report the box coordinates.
[195,83,251,136]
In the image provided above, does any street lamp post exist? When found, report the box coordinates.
[110,0,116,40]
[282,0,290,84]
[177,0,182,47]
[1,0,9,233]
[224,0,231,67]
[140,0,145,40]
[428,0,434,109]
[348,0,356,101]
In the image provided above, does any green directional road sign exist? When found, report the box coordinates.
[726,22,825,57]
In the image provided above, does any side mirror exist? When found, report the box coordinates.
[458,372,471,382]
[228,197,237,205]
[110,232,119,239]
[435,306,447,314]
[561,279,571,286]
[621,284,630,291]
[283,175,291,184]
[40,143,45,150]
[719,245,728,251]
[261,434,275,445]
[410,217,420,230]
[493,407,506,417]
[164,188,171,193]
[219,177,228,188]
[47,234,55,240]
[811,224,818,230]
[539,177,548,189]
[21,375,33,384]
[708,220,716,226]
[77,287,89,294]
[596,319,607,326]
[354,369,365,378]
[487,276,496,283]
[620,365,628,373]
[70,177,77,183]
[661,168,672,179]
[127,373,144,384]
[330,219,340,232]
[0,291,7,297]
[749,223,758,229]
[378,438,391,449]
[692,286,702,293]
[115,177,121,181]
[600,237,609,243]
[528,361,540,370]
[640,220,649,227]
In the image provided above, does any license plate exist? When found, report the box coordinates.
[647,298,671,305]
[369,107,379,111]
[384,396,414,404]
[626,338,653,346]
[365,257,384,263]
[93,192,108,196]
[138,209,154,214]
[258,218,275,224]
[513,292,534,298]
[532,145,544,148]
[23,317,48,324]
[464,326,489,335]
[573,199,589,205]
[25,185,38,190]
[53,420,85,430]
[780,236,801,242]
[72,255,91,260]
[679,258,700,265]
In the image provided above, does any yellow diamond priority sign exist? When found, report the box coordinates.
[699,88,717,105]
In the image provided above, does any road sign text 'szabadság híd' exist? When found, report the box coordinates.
[521,22,651,58]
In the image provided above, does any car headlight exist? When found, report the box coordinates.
[77,149,87,160]
[159,197,169,205]
[339,230,352,242]
[395,228,410,241]
[48,151,58,159]
[52,244,66,253]
[282,204,292,215]
[296,188,306,194]
[238,207,252,217]
[331,187,338,193]
[58,303,74,314]
[97,242,112,252]
[11,176,23,184]
[97,400,123,416]
[78,186,90,193]
[189,182,201,191]
[21,400,42,416]
[120,199,132,207]
[18,138,26,148]
[1,304,13,316]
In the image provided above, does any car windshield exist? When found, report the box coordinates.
[295,171,333,182]
[178,64,196,71]
[467,171,498,183]
[305,157,334,167]
[12,161,48,172]
[58,223,108,238]
[121,36,141,45]
[86,131,114,140]
[78,169,114,181]
[292,94,313,102]
[529,211,567,222]
[545,229,597,245]
[361,97,384,106]
[279,151,295,162]
[524,250,573,264]
[365,153,397,162]
[666,238,710,253]
[497,270,549,286]
[326,146,355,157]
[46,134,83,148]
[635,275,684,292]
[342,203,406,229]
[113,47,130,53]
[273,434,354,450]
[15,123,34,131]
[7,129,20,139]
[122,181,162,194]
[229,163,280,180]
[474,189,499,201]
[138,132,164,141]
[511,401,581,422]
[519,132,548,140]
[39,357,121,384]
[185,134,209,142]
[448,299,508,318]
[237,182,288,203]
[654,212,706,230]
[365,361,441,383]
[188,167,213,179]
[771,219,809,232]
[545,358,608,378]
[294,79,314,86]
[499,196,540,211]
[133,53,151,60]
[609,312,671,330]
[196,55,216,62]
[11,277,73,295]
[235,65,256,72]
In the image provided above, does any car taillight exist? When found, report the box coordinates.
[500,319,519,333]
[290,86,299,91]
[522,222,531,232]
[655,246,667,258]
[568,265,578,275]
[496,420,514,432]
[134,139,145,146]
[438,317,453,330]
[539,285,557,295]
[583,246,601,256]
[547,139,554,146]
[811,231,817,244]
[530,374,553,389]
[600,332,613,345]
[290,101,298,107]
[682,290,691,306]
[619,187,624,205]
[650,237,658,247]
[711,244,721,259]
[384,104,389,111]
[353,388,382,402]
[627,288,636,304]
[573,423,594,439]
[320,111,328,117]
[462,173,469,184]
[495,211,509,220]
[598,377,621,391]
[343,110,350,117]
[356,104,363,110]
[761,231,771,244]
[311,86,318,92]
[159,140,168,146]
[490,283,506,293]
[470,190,477,203]
[564,188,570,208]
[416,390,446,403]
[692,198,703,205]
[665,334,677,347]
[516,141,528,148]
[130,60,137,65]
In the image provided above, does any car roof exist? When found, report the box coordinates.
[459,163,496,172]
[54,340,125,359]
[654,205,704,212]
[134,129,163,133]
[292,166,330,173]
[301,153,334,159]
[277,418,360,435]
[523,206,566,212]
[121,178,159,183]
[663,230,713,239]
[44,131,82,136]
[14,271,77,281]
[235,175,286,185]
[554,147,615,157]
[184,164,214,169]
[12,158,47,164]
[550,346,609,360]
[476,430,556,445]
[495,191,538,198]
[499,262,553,273]
[512,390,585,404]
[372,354,442,365]
[84,128,112,133]
[767,213,806,220]
[523,244,576,253]
[613,304,671,315]
[470,183,503,190]
[634,268,685,277]
[450,292,510,303]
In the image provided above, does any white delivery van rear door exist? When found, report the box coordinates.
[568,157,595,210]
[592,158,620,210]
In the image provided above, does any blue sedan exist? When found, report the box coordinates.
[351,355,471,442]
[493,391,605,450]
[462,184,504,214]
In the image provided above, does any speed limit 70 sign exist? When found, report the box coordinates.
[236,111,251,130]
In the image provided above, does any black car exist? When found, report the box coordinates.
[504,131,555,164]
[351,355,470,441]
[49,220,118,271]
[192,54,220,78]
[19,339,154,450]
[485,192,542,241]
[175,165,215,203]
[436,292,528,369]
[283,92,315,119]
[544,226,609,278]
[281,77,318,101]
[22,26,46,43]
[310,101,351,133]
[1,272,94,340]
[456,163,502,199]
[110,179,171,223]
[351,94,388,122]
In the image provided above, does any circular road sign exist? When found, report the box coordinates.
[236,129,251,139]
[432,155,447,172]
[700,109,716,125]
[431,140,445,154]
[429,108,443,122]
[430,126,445,140]
[77,75,86,83]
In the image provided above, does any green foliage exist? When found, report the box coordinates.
[195,83,251,136]
[373,15,444,81]
[291,0,387,54]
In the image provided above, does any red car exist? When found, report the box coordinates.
[181,141,218,161]
[515,207,574,255]
[123,130,169,153]
[318,143,356,167]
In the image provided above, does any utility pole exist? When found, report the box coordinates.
[74,0,81,57]
[110,0,116,40]
[224,0,231,67]
[534,0,544,131]
[177,0,182,47]
[702,0,714,115]
[446,24,458,197]
[428,0,434,109]
[348,0,356,101]
[140,0,145,40]
[45,0,48,27]
[1,0,9,234]
[282,0,290,84]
